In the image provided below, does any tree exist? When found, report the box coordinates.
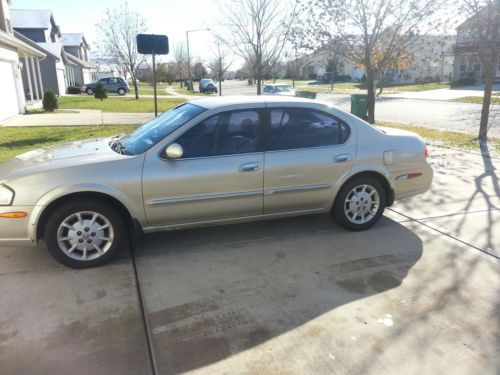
[459,0,499,141]
[192,61,208,80]
[96,2,147,99]
[42,90,58,112]
[299,0,446,123]
[94,81,108,101]
[173,42,188,88]
[218,0,298,95]
[208,39,233,95]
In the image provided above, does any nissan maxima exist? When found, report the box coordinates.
[0,96,433,268]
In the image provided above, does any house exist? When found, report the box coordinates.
[293,35,455,83]
[0,0,45,121]
[452,2,500,83]
[60,33,97,85]
[10,8,72,95]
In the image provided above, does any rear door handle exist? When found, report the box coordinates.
[239,162,260,172]
[334,154,353,163]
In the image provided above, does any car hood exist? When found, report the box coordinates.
[0,138,124,182]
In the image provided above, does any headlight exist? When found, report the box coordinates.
[0,184,14,206]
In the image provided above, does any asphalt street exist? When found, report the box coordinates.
[219,80,500,138]
[0,145,498,374]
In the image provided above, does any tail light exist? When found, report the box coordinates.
[424,146,429,158]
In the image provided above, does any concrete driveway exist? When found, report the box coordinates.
[0,146,498,374]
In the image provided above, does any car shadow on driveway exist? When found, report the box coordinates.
[132,214,423,374]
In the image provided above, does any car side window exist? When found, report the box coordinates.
[109,77,118,84]
[268,108,351,151]
[263,86,273,93]
[174,110,261,158]
[99,78,108,84]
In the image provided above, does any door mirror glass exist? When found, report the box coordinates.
[165,143,183,159]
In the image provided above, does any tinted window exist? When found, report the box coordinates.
[108,77,118,84]
[175,110,261,158]
[263,86,274,93]
[275,85,293,92]
[268,108,350,151]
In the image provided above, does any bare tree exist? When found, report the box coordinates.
[299,0,446,123]
[207,39,233,96]
[173,42,188,88]
[459,0,499,141]
[96,2,147,99]
[218,0,298,95]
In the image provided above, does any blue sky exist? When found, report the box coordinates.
[11,0,222,64]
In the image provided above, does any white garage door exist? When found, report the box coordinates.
[57,68,66,95]
[0,61,20,121]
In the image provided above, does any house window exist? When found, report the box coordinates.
[460,64,466,72]
[474,63,481,72]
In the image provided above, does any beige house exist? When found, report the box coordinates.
[294,35,455,83]
[0,0,45,121]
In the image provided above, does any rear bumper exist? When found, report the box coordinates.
[0,206,36,247]
[393,163,433,201]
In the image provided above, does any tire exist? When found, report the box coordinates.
[43,199,127,268]
[332,176,386,231]
[86,87,93,95]
[118,88,126,96]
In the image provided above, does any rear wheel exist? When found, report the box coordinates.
[43,200,127,268]
[332,176,386,231]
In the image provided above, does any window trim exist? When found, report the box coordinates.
[264,107,352,152]
[159,108,266,161]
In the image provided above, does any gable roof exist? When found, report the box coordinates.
[10,9,53,29]
[60,33,89,48]
[13,31,75,65]
[66,52,97,69]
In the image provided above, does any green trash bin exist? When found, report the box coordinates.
[351,94,368,120]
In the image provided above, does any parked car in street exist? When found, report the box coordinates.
[82,77,130,96]
[0,96,433,268]
[263,84,296,96]
[199,78,218,94]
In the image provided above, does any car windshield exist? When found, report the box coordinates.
[115,103,206,155]
[275,85,293,92]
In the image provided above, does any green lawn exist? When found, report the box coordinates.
[58,96,185,113]
[136,85,170,96]
[376,121,500,153]
[296,81,451,94]
[0,125,138,162]
[452,96,500,104]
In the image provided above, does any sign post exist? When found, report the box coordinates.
[136,34,169,117]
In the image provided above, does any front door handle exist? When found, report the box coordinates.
[239,162,260,172]
[334,154,353,163]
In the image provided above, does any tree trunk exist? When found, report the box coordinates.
[479,71,494,141]
[366,69,375,123]
[132,78,139,100]
[219,73,222,96]
[256,64,262,95]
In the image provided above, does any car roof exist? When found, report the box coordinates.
[190,95,316,109]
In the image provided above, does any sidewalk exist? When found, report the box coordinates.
[1,109,154,126]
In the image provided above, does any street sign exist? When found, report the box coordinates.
[136,34,169,117]
[137,34,169,55]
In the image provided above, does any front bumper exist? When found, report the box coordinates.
[0,206,36,247]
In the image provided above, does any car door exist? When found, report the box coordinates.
[107,77,118,92]
[263,105,355,214]
[142,107,264,227]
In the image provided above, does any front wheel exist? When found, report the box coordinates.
[332,176,386,231]
[86,87,93,95]
[43,200,127,268]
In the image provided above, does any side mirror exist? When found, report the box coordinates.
[165,143,183,159]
